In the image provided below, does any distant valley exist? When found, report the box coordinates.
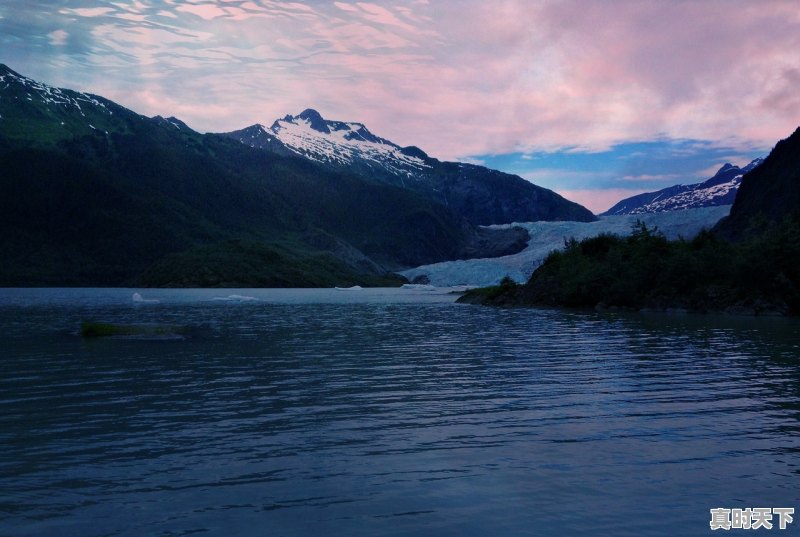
[460,126,800,315]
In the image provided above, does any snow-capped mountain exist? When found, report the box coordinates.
[231,109,432,183]
[602,159,764,215]
[222,109,597,225]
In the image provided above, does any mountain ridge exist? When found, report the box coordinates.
[601,158,763,216]
[221,108,597,225]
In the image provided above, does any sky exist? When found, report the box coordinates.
[2,1,799,212]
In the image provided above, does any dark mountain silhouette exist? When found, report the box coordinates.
[715,127,800,239]
[0,64,528,286]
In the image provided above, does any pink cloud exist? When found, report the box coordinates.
[175,3,227,20]
[48,29,68,46]
[404,1,800,158]
[355,3,415,30]
[61,7,116,17]
[334,2,359,13]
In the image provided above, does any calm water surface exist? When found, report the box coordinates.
[1,288,798,536]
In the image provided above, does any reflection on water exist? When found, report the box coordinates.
[0,288,798,536]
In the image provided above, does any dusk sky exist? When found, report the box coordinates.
[2,0,799,212]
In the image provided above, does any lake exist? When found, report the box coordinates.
[1,288,798,536]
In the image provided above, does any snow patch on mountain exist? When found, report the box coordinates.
[0,67,111,118]
[401,205,731,287]
[603,159,763,215]
[636,175,742,212]
[236,109,432,180]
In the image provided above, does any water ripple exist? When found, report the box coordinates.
[0,289,798,536]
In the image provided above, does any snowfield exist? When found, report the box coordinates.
[249,111,433,182]
[399,205,732,287]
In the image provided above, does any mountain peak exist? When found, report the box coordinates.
[742,157,764,173]
[152,115,191,131]
[0,64,24,79]
[227,108,438,180]
[717,163,737,174]
[297,108,324,121]
[0,64,28,82]
[295,108,330,133]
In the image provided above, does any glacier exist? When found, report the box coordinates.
[400,205,732,287]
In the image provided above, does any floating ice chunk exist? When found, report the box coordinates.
[211,294,259,301]
[132,292,159,303]
[334,286,363,291]
[401,284,436,291]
